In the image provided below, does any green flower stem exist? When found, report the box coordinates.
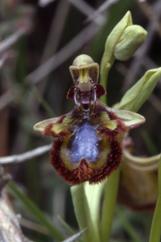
[71,183,102,242]
[149,158,161,242]
[99,13,136,239]
[99,13,132,240]
[71,184,91,242]
[100,169,120,242]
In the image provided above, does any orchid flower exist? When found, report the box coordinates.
[33,54,145,185]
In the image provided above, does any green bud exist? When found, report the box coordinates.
[114,25,147,61]
[100,11,132,88]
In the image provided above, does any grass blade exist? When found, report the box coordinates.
[8,181,64,241]
[62,229,85,242]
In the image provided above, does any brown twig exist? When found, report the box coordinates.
[41,0,70,62]
[0,193,33,242]
[69,0,105,25]
[0,144,51,165]
[26,22,100,84]
[86,0,119,24]
[0,28,27,56]
[137,0,161,37]
[27,0,119,84]
[0,91,15,111]
[39,0,56,7]
[38,0,106,27]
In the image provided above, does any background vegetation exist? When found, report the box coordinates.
[0,0,161,241]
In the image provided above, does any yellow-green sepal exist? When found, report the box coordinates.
[112,109,145,128]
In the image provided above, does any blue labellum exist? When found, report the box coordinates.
[70,121,99,163]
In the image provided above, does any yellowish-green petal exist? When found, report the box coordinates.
[112,109,145,128]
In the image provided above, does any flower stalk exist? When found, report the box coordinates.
[100,169,120,242]
[149,158,161,242]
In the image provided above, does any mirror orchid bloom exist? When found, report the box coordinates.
[33,54,145,185]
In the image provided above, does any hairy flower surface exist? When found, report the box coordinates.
[34,54,145,184]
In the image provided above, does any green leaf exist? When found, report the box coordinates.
[116,67,161,112]
[8,181,64,241]
[71,182,104,242]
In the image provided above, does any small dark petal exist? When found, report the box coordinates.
[44,123,53,136]
[66,86,75,100]
[96,84,106,98]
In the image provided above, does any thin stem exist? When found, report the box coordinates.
[0,144,51,165]
[149,158,161,242]
[100,169,120,242]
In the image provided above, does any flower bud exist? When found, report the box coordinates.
[114,25,147,61]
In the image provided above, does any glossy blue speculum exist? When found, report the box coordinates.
[70,121,99,163]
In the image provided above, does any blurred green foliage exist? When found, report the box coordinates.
[1,0,161,242]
